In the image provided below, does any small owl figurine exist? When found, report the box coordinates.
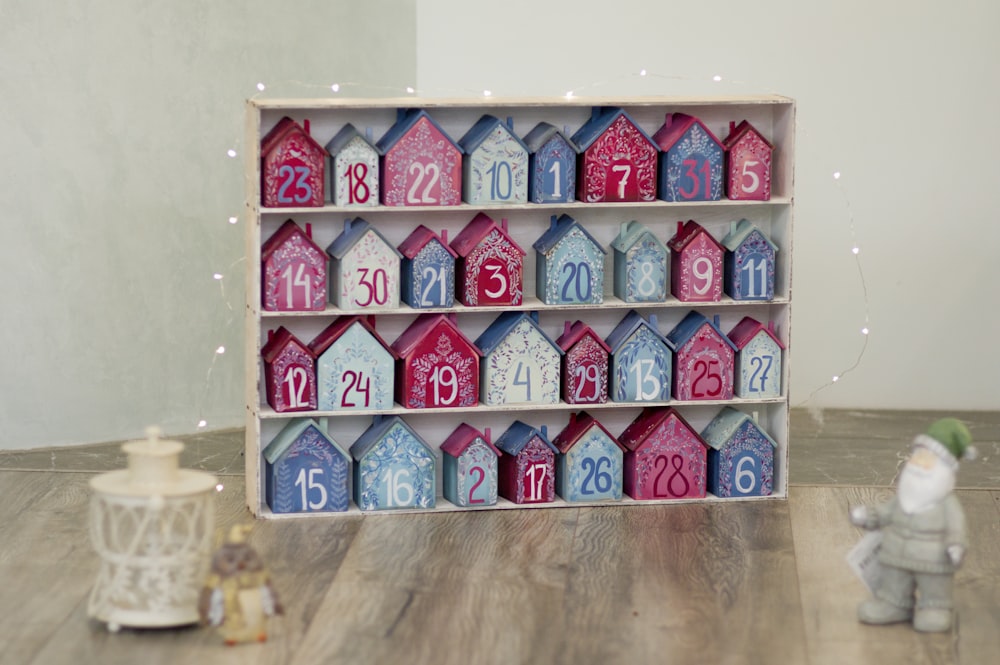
[199,525,283,644]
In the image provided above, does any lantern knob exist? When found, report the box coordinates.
[121,425,184,489]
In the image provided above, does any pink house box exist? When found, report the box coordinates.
[667,220,724,302]
[553,411,626,503]
[727,316,784,399]
[324,123,380,207]
[570,107,658,203]
[721,218,777,302]
[326,217,402,311]
[308,315,396,412]
[260,117,327,208]
[556,320,610,405]
[261,326,317,413]
[441,423,501,508]
[261,219,328,312]
[666,311,737,402]
[722,120,774,201]
[377,109,463,207]
[652,113,724,202]
[619,407,708,500]
[450,213,525,307]
[391,313,480,409]
[398,225,457,309]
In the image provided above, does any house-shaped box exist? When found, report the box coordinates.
[495,421,558,505]
[721,219,777,301]
[610,220,669,303]
[377,109,463,207]
[325,123,380,207]
[553,411,626,503]
[261,326,317,413]
[667,311,737,401]
[728,316,784,399]
[571,107,658,203]
[261,219,328,312]
[450,213,525,307]
[723,120,773,201]
[619,407,708,500]
[260,116,327,208]
[475,311,563,406]
[533,214,606,305]
[556,320,610,405]
[667,220,724,302]
[458,114,529,205]
[309,315,395,412]
[350,415,436,511]
[391,313,480,409]
[263,418,351,513]
[605,310,674,403]
[701,407,776,497]
[398,225,457,309]
[326,217,402,310]
[653,113,724,202]
[522,121,578,204]
[441,423,501,507]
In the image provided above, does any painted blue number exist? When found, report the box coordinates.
[560,262,592,302]
[580,456,613,495]
[277,165,312,204]
[748,355,773,393]
[740,253,767,298]
[512,361,532,401]
[486,160,512,200]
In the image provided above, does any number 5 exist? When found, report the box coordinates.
[741,160,760,194]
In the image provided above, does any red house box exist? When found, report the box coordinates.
[261,326,317,413]
[667,220,724,302]
[653,113,724,202]
[376,109,463,207]
[570,107,658,203]
[619,407,708,500]
[260,117,327,208]
[495,421,558,505]
[723,120,773,201]
[391,313,480,409]
[441,423,501,507]
[261,219,328,312]
[666,311,737,401]
[450,213,525,307]
[556,320,610,405]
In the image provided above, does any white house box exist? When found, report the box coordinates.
[458,114,529,205]
[263,418,351,514]
[324,123,380,207]
[308,315,396,412]
[727,316,784,399]
[326,217,402,310]
[350,415,436,511]
[701,407,776,498]
[532,214,606,305]
[475,311,563,406]
[721,218,777,301]
[522,121,578,204]
[610,220,669,303]
[605,310,674,403]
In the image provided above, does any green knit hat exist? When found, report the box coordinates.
[914,418,976,470]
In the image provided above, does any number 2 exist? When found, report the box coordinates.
[406,161,440,204]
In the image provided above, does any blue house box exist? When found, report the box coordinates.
[441,423,501,507]
[721,219,778,301]
[610,220,669,303]
[398,224,457,309]
[605,310,674,403]
[523,122,578,203]
[533,214,606,305]
[350,415,436,511]
[553,411,626,503]
[475,311,563,406]
[458,114,529,205]
[701,407,776,497]
[653,113,724,202]
[263,418,351,514]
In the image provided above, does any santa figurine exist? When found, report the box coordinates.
[849,417,976,632]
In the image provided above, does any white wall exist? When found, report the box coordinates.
[417,0,1000,411]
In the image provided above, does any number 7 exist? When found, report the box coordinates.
[612,164,631,199]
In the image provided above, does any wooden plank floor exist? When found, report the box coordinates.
[1,409,998,665]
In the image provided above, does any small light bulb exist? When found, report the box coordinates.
[213,273,223,280]
[331,83,340,92]
[216,346,226,354]
[215,483,224,492]
[833,171,841,179]
[406,86,415,94]
[832,376,840,383]
[228,216,238,224]
[256,82,266,91]
[639,69,647,76]
[713,75,723,82]
[227,149,237,158]
[483,89,492,97]
[852,247,860,255]
[197,419,208,428]
[565,91,574,99]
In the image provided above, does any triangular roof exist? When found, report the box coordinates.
[308,315,396,358]
[349,415,433,461]
[474,311,563,357]
[727,316,785,351]
[261,326,315,364]
[326,217,403,260]
[666,311,738,352]
[571,107,656,152]
[555,320,611,354]
[397,224,457,260]
[651,112,723,152]
[390,313,481,359]
[324,122,381,156]
[458,114,529,155]
[722,120,774,151]
[261,219,327,264]
[449,213,525,258]
[609,220,668,254]
[618,407,702,453]
[376,109,463,155]
[700,406,777,451]
[532,214,607,256]
[261,116,327,158]
[262,418,349,465]
[667,220,724,254]
[494,420,558,457]
[605,310,674,354]
[522,121,580,153]
[440,423,501,459]
[721,218,778,253]
[553,411,626,455]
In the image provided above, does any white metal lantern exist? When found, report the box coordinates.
[87,426,217,632]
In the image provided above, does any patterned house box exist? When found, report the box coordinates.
[264,418,351,514]
[619,407,708,500]
[350,415,436,511]
[610,220,669,304]
[553,411,626,503]
[667,220,724,302]
[571,107,658,203]
[398,225,457,309]
[723,120,773,201]
[495,421,558,505]
[556,320,610,405]
[701,407,776,498]
[377,109,463,207]
[605,310,674,403]
[533,214,606,306]
[261,326,317,413]
[441,423,501,508]
[326,217,402,311]
[261,219,328,312]
[458,114,529,205]
[450,213,525,307]
[522,121,578,204]
[391,313,480,409]
[666,311,737,401]
[728,316,784,399]
[260,116,327,208]
[475,311,563,406]
[325,123,380,207]
[721,219,777,301]
[308,315,395,412]
[652,113,724,202]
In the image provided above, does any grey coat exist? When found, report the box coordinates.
[859,494,966,574]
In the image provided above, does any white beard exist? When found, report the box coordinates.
[897,457,955,513]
